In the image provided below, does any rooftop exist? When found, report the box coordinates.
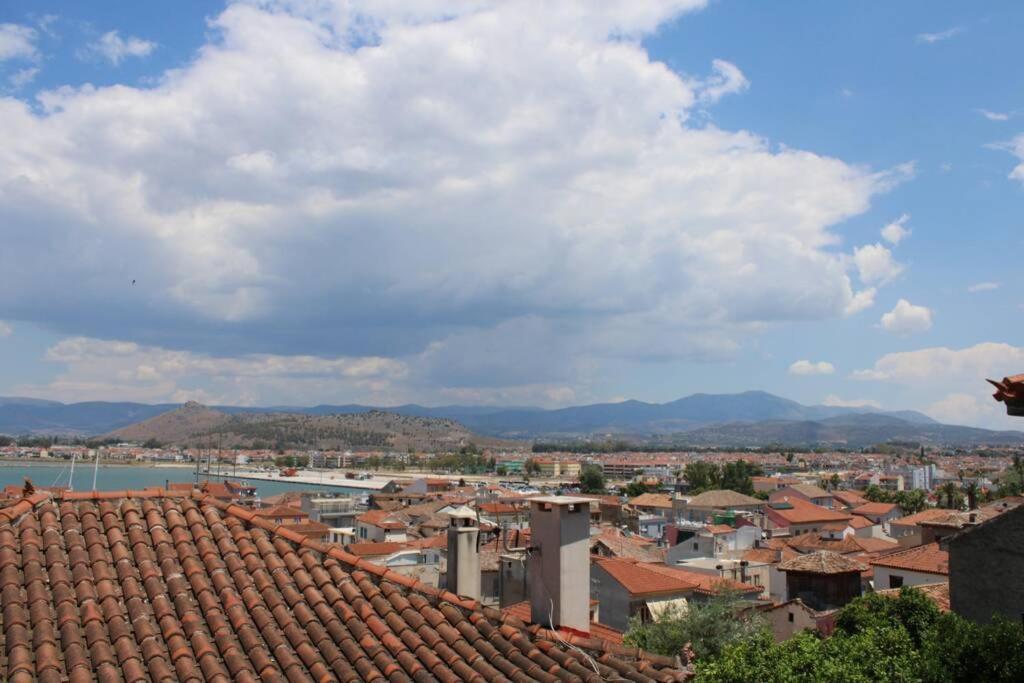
[779,550,868,574]
[870,542,949,576]
[0,489,687,682]
[684,490,763,508]
[851,502,900,516]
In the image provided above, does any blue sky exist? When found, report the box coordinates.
[0,1,1022,427]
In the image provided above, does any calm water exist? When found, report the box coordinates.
[0,463,368,499]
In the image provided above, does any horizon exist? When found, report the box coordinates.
[1,1,1022,429]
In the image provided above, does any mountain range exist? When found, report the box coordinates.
[1,390,1022,447]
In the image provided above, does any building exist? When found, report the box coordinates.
[762,497,852,536]
[832,490,868,511]
[354,509,409,542]
[666,524,761,563]
[870,542,949,590]
[769,484,834,509]
[0,489,687,681]
[946,503,1024,624]
[851,502,903,527]
[888,508,951,547]
[675,489,764,523]
[778,551,866,611]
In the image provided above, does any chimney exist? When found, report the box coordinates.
[445,506,480,600]
[528,496,590,634]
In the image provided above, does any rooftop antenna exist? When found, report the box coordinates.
[91,447,100,491]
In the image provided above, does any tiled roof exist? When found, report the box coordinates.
[779,484,832,499]
[919,508,1000,530]
[846,515,876,529]
[590,527,666,563]
[779,550,868,574]
[501,601,624,644]
[890,508,949,526]
[766,497,852,525]
[0,490,687,682]
[356,509,409,529]
[832,490,868,507]
[851,502,899,516]
[251,504,307,519]
[786,532,865,555]
[595,558,760,597]
[640,563,761,596]
[628,493,674,510]
[703,524,735,535]
[684,490,763,508]
[344,541,406,557]
[870,542,949,575]
[875,583,950,612]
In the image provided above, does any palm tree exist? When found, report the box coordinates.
[940,481,959,510]
[829,474,840,491]
[965,481,979,510]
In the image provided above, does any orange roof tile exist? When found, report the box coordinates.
[779,551,868,574]
[870,542,949,576]
[501,601,624,644]
[852,502,899,516]
[766,496,852,525]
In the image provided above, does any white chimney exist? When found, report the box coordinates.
[528,496,590,634]
[445,505,481,600]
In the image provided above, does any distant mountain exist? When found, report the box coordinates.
[104,403,508,451]
[0,391,1016,448]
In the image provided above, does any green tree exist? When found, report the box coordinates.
[684,462,721,494]
[625,590,765,662]
[893,489,927,515]
[495,464,508,476]
[964,481,979,510]
[624,480,651,497]
[940,481,960,509]
[720,460,762,496]
[578,464,605,493]
[829,473,840,491]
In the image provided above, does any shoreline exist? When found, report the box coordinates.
[215,470,391,491]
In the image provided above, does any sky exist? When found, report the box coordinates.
[0,0,1022,428]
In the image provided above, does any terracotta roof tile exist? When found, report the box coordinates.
[869,542,949,576]
[0,489,688,682]
[852,502,899,516]
[766,497,852,525]
[779,550,868,574]
[875,583,950,611]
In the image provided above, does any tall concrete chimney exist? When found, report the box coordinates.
[445,505,481,600]
[528,496,590,634]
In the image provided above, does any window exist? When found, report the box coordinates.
[753,575,761,586]
[693,542,699,550]
[889,575,904,589]
[788,612,794,623]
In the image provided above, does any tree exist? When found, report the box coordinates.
[829,473,841,491]
[578,464,605,493]
[524,458,542,475]
[940,482,960,510]
[495,465,508,476]
[624,481,651,497]
[893,489,927,514]
[684,462,721,494]
[625,590,766,663]
[720,460,761,496]
[964,481,979,510]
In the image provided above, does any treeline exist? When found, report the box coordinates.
[683,460,764,496]
[202,419,391,449]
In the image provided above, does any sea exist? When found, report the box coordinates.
[0,462,369,499]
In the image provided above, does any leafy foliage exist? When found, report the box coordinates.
[578,464,605,493]
[624,590,766,662]
[863,485,928,514]
[683,460,763,496]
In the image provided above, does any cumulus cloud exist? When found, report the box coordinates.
[16,336,408,405]
[788,360,835,376]
[967,281,999,293]
[916,27,963,44]
[852,342,1024,428]
[853,243,905,285]
[82,30,156,65]
[0,24,37,62]
[977,109,1010,122]
[0,320,11,337]
[880,299,932,335]
[880,213,911,245]
[0,0,908,404]
[822,394,881,409]
[844,287,876,315]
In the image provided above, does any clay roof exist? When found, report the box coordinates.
[890,508,949,526]
[852,502,900,516]
[919,508,1000,530]
[786,532,865,555]
[832,490,868,507]
[356,509,409,529]
[846,515,876,529]
[501,601,624,644]
[704,524,736,535]
[595,558,760,597]
[628,493,674,510]
[640,563,761,596]
[870,542,949,576]
[684,490,763,508]
[779,550,868,574]
[766,497,852,525]
[779,484,832,499]
[344,541,405,557]
[591,527,666,563]
[988,374,1024,408]
[0,490,687,682]
[251,504,307,519]
[875,583,950,612]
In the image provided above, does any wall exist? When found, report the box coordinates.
[949,508,1024,624]
[872,565,946,590]
[591,562,635,632]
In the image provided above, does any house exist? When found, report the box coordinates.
[401,477,452,494]
[628,492,674,515]
[778,551,866,611]
[251,504,309,525]
[591,556,761,632]
[769,484,835,509]
[918,508,1001,545]
[762,496,851,536]
[832,490,868,511]
[870,542,949,590]
[945,503,1024,624]
[476,501,524,526]
[675,489,764,523]
[669,556,772,600]
[591,526,666,563]
[666,523,761,563]
[851,502,903,526]
[355,509,409,542]
[888,508,950,547]
[756,598,838,642]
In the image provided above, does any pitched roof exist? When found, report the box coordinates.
[890,507,950,526]
[919,508,1000,530]
[875,583,950,612]
[833,490,868,507]
[595,557,761,597]
[704,524,736,535]
[628,493,674,509]
[591,527,666,563]
[870,542,949,576]
[852,502,900,516]
[766,497,852,525]
[779,550,868,574]
[685,490,763,508]
[781,484,832,499]
[0,490,687,682]
[356,508,409,529]
[250,504,307,519]
[344,541,405,557]
[501,601,624,644]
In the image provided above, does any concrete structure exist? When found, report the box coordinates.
[667,524,761,562]
[528,496,591,633]
[445,505,481,600]
[769,485,834,509]
[946,504,1024,623]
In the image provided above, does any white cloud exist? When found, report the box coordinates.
[977,109,1010,122]
[852,342,1024,428]
[967,281,999,293]
[822,394,881,409]
[8,67,39,89]
[693,59,749,104]
[853,243,905,285]
[844,287,876,315]
[880,299,932,335]
[880,213,911,245]
[998,134,1024,184]
[84,30,156,65]
[788,360,835,376]
[0,24,37,62]
[0,321,11,337]
[0,1,910,404]
[916,27,963,44]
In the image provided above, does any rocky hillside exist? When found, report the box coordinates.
[105,403,508,451]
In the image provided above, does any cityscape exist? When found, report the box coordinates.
[1,1,1022,681]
